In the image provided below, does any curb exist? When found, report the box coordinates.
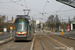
[0,38,13,45]
[68,37,75,40]
[50,32,75,40]
[30,35,35,50]
[59,35,75,40]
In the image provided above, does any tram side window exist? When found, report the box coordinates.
[29,25,31,32]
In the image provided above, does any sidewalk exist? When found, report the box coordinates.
[0,38,13,45]
[50,31,75,40]
[0,32,3,34]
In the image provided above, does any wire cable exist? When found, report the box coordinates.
[58,5,65,11]
[11,0,25,6]
[0,6,22,13]
[0,12,16,16]
[43,1,47,13]
[11,0,21,3]
[42,0,49,13]
[11,1,41,13]
[24,0,27,8]
[0,3,22,12]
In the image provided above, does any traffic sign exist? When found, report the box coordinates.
[66,25,70,32]
[10,26,13,30]
[67,25,70,29]
[3,28,7,32]
[66,29,70,32]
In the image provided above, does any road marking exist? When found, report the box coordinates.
[46,35,68,47]
[42,33,68,48]
[30,36,35,50]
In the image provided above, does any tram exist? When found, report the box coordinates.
[14,15,33,41]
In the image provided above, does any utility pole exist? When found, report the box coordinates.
[32,17,34,32]
[7,16,8,31]
[62,19,63,29]
[69,17,70,26]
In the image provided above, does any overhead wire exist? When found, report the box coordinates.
[0,0,23,14]
[58,5,65,11]
[10,0,21,3]
[24,0,27,8]
[0,6,22,14]
[10,0,41,13]
[0,12,16,16]
[43,0,48,13]
[10,0,25,7]
[39,0,49,19]
[0,2,12,3]
[0,3,22,12]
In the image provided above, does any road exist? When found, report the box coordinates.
[0,31,75,50]
[34,31,75,50]
[0,40,33,50]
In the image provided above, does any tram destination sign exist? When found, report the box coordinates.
[18,19,25,21]
[56,0,75,8]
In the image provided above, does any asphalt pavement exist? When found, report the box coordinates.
[34,31,75,50]
[0,40,33,50]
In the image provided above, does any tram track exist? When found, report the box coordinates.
[37,35,44,50]
[20,43,28,50]
[35,34,62,50]
[39,34,62,50]
[0,40,33,50]
[0,40,16,50]
[42,33,71,50]
[42,35,62,50]
[35,32,71,50]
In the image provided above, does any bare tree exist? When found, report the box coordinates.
[0,15,6,22]
[0,15,6,31]
[55,15,60,29]
[73,16,75,21]
[46,15,55,29]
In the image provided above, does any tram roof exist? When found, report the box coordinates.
[16,15,30,20]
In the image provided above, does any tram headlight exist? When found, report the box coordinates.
[16,32,17,34]
[16,32,19,34]
[23,31,27,34]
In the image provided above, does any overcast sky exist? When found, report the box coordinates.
[0,0,75,22]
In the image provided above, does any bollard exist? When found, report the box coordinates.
[10,30,12,39]
[10,34,12,39]
[62,29,64,35]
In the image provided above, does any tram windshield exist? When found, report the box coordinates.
[15,21,28,32]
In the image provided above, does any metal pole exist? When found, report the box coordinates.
[69,17,70,26]
[68,17,70,37]
[32,17,34,32]
[7,16,8,32]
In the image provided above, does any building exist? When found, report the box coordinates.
[33,20,40,30]
[35,20,40,25]
[71,21,75,30]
